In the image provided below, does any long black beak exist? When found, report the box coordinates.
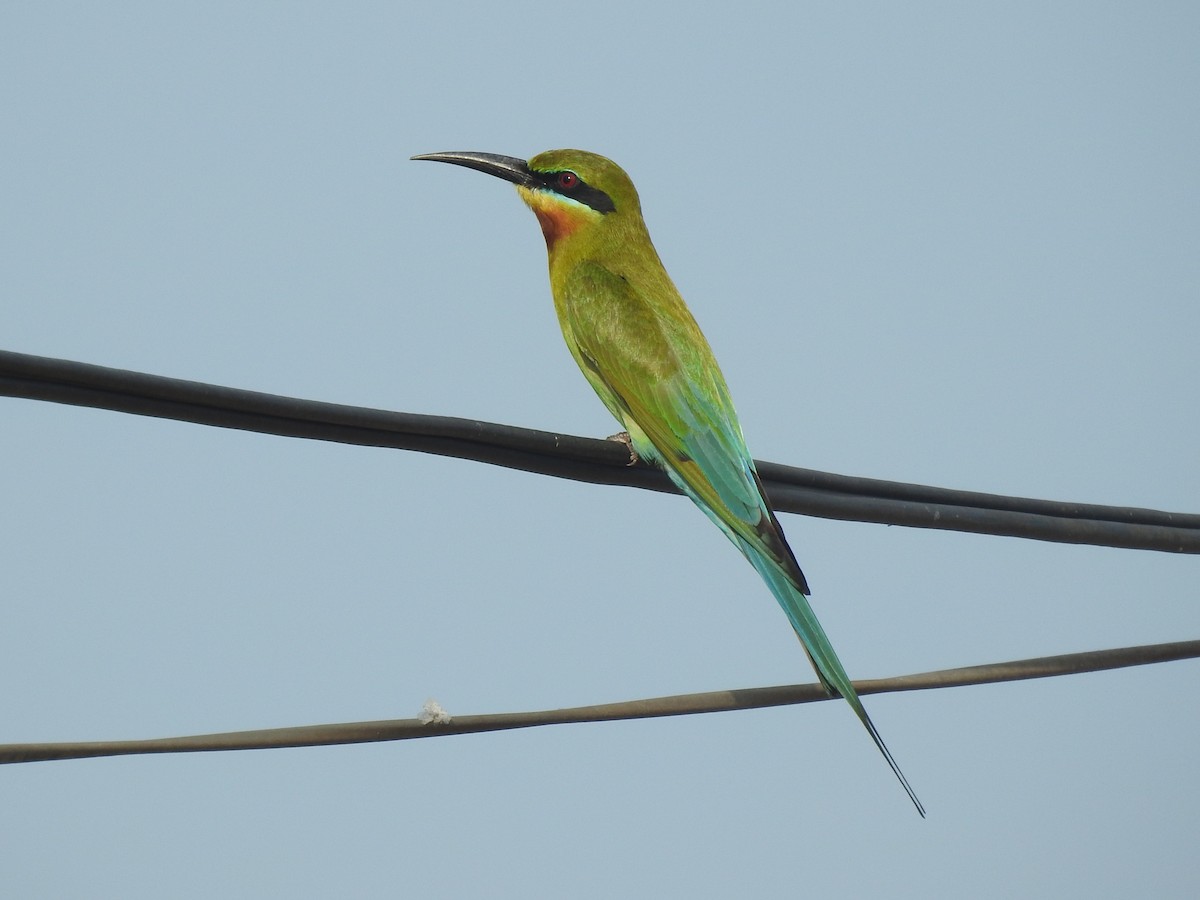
[411,151,534,187]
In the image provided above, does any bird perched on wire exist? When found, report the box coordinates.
[413,148,924,816]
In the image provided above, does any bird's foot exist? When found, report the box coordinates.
[606,431,639,466]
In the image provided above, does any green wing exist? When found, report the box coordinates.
[560,260,810,596]
[559,260,926,817]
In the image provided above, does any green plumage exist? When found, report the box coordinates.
[414,148,924,816]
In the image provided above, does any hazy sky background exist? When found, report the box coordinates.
[2,3,1197,897]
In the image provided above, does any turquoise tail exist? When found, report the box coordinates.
[655,453,925,815]
[744,546,926,817]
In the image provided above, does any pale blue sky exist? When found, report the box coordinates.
[2,3,1198,897]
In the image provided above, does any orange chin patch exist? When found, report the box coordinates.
[518,186,591,249]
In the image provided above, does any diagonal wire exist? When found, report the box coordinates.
[2,639,1195,765]
[2,348,1198,553]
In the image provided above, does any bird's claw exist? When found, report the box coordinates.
[606,431,639,466]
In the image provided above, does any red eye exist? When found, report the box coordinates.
[557,171,578,190]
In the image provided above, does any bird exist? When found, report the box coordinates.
[412,149,924,816]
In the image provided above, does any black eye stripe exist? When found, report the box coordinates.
[535,170,616,214]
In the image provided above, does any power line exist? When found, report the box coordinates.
[2,638,1195,765]
[3,348,1197,553]
[2,349,1195,776]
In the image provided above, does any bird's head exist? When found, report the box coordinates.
[412,149,642,252]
